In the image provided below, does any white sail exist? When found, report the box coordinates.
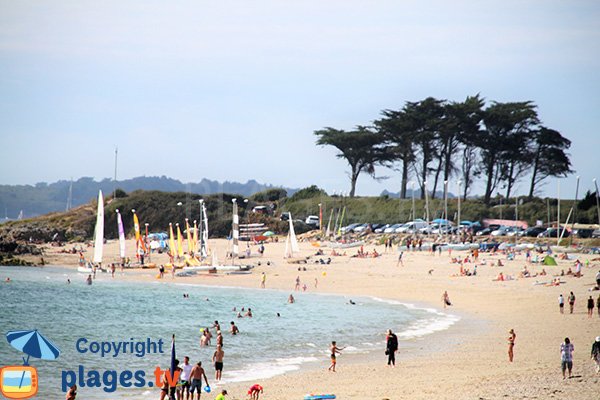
[93,190,104,264]
[232,199,239,259]
[285,212,300,258]
[199,200,209,257]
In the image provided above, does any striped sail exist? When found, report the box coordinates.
[93,190,104,263]
[116,209,126,259]
[232,199,239,258]
[201,201,209,257]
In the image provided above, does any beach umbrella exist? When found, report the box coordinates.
[263,231,275,237]
[6,329,60,364]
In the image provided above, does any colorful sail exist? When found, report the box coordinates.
[325,209,334,238]
[116,209,126,259]
[132,209,146,255]
[176,223,184,258]
[337,207,346,236]
[92,191,104,264]
[169,223,176,259]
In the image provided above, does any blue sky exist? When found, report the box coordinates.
[1,1,599,198]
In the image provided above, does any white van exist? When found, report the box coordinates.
[305,215,320,227]
[396,219,428,233]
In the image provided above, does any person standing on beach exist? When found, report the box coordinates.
[212,344,224,381]
[558,294,564,314]
[295,276,301,291]
[597,294,600,318]
[328,341,345,372]
[587,295,594,318]
[386,329,398,367]
[179,356,193,400]
[442,291,451,308]
[560,337,574,379]
[596,270,600,288]
[189,361,209,400]
[508,329,516,362]
[260,272,266,289]
[568,292,576,314]
[591,336,600,374]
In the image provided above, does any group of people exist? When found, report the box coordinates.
[558,292,600,317]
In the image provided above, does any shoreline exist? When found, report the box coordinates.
[5,238,600,399]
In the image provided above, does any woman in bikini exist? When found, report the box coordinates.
[508,329,516,362]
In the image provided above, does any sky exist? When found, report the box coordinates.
[0,0,599,198]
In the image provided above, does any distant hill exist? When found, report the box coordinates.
[0,176,297,219]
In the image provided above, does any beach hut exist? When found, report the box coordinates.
[543,255,558,266]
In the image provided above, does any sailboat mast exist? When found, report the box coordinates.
[113,147,118,200]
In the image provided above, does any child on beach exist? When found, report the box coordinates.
[248,383,264,399]
[328,341,345,372]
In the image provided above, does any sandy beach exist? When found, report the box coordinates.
[17,237,600,399]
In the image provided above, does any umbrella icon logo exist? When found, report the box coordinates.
[1,329,60,399]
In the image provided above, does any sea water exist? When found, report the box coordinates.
[0,267,459,398]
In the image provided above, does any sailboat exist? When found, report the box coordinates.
[78,190,103,273]
[182,198,253,273]
[285,212,307,263]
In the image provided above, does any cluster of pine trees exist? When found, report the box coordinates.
[315,95,572,204]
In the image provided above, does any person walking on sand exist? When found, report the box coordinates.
[442,291,451,308]
[180,356,193,400]
[328,341,345,372]
[386,329,398,367]
[212,344,224,381]
[189,361,209,400]
[560,337,574,379]
[260,272,266,289]
[295,275,301,291]
[558,294,564,314]
[591,336,600,374]
[568,292,576,314]
[397,251,404,267]
[587,295,595,318]
[508,329,516,362]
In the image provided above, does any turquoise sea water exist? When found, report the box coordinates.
[0,266,459,398]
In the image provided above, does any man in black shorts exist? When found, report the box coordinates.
[189,361,209,400]
[212,344,224,381]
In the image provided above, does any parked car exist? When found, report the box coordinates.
[518,226,546,237]
[352,223,370,233]
[305,215,320,227]
[506,227,524,237]
[384,223,403,233]
[538,228,570,238]
[375,224,390,233]
[396,219,428,234]
[573,228,594,238]
[476,228,492,236]
[593,229,600,238]
[491,226,511,236]
[280,213,290,221]
[340,223,362,234]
